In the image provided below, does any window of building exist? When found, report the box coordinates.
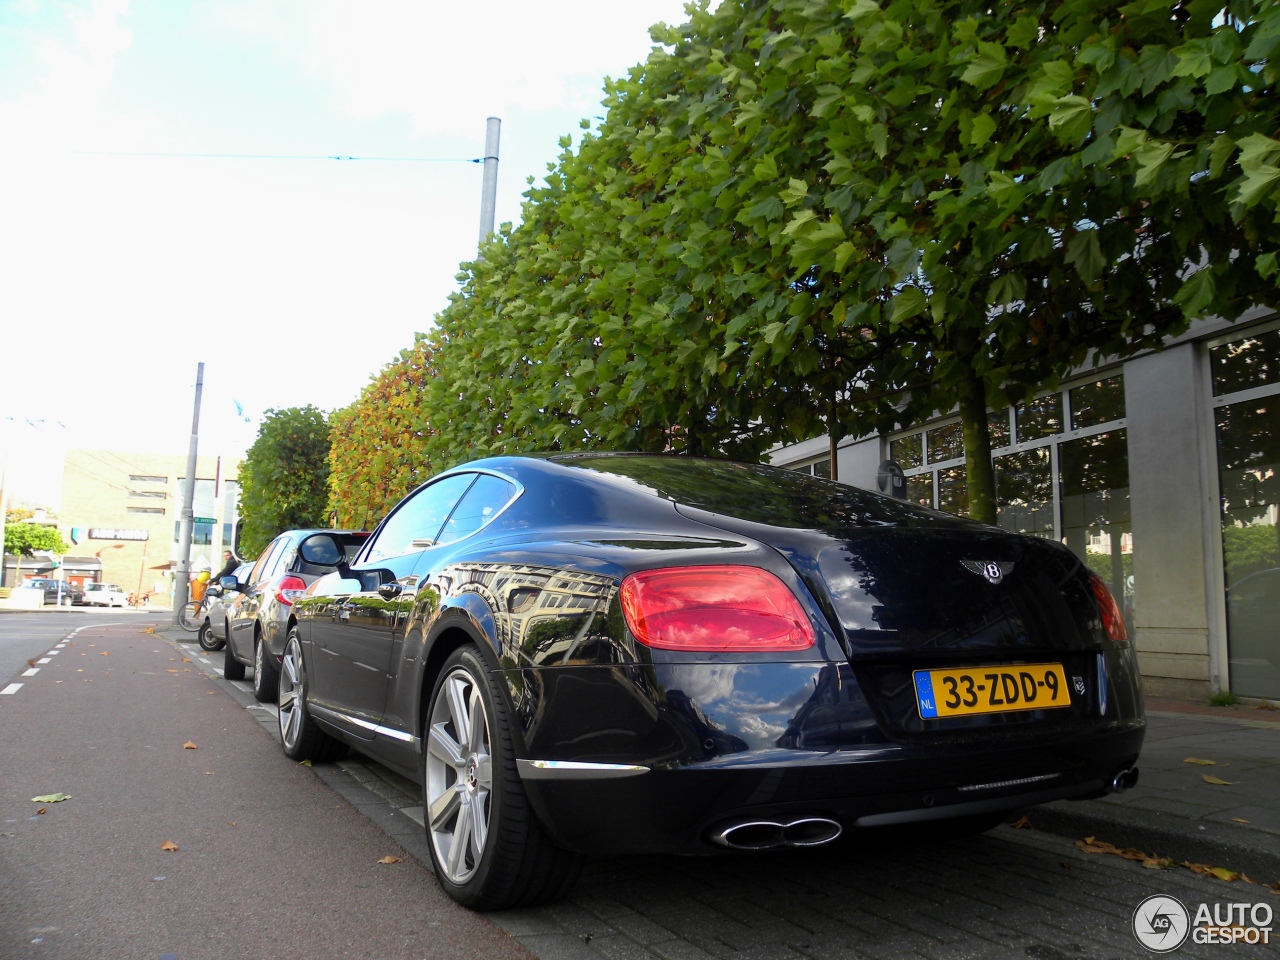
[791,457,831,479]
[127,506,165,515]
[129,475,167,484]
[128,490,167,499]
[1211,325,1280,699]
[927,421,964,464]
[1069,375,1126,430]
[1016,393,1063,443]
[889,433,923,470]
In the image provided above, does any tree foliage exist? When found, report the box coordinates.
[361,0,1279,522]
[329,334,442,530]
[237,406,332,556]
[5,523,68,557]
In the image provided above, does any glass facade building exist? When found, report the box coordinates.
[772,316,1280,702]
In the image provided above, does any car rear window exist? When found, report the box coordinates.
[556,454,964,530]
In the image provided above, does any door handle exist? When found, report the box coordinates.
[377,583,403,601]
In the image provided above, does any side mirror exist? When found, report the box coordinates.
[219,576,240,593]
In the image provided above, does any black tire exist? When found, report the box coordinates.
[278,631,347,762]
[252,633,278,703]
[197,618,224,651]
[422,644,583,910]
[223,631,246,681]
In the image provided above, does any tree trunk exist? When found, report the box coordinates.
[957,367,997,525]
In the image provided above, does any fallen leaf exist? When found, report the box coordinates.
[1183,757,1217,765]
[160,840,179,852]
[377,856,403,865]
[165,669,179,674]
[1202,774,1236,785]
[27,658,37,668]
[181,658,191,663]
[36,807,46,815]
[299,759,312,767]
[31,793,72,803]
[1257,702,1277,711]
[100,651,109,656]
[230,822,237,827]
[204,771,213,775]
[183,741,198,750]
[144,627,155,634]
[1232,817,1251,824]
[1010,816,1032,829]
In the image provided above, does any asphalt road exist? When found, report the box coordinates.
[0,617,531,960]
[0,610,152,685]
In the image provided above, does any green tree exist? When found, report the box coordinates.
[329,333,442,529]
[399,0,1280,521]
[237,406,332,556]
[5,523,68,557]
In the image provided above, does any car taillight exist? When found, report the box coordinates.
[619,565,815,652]
[1088,573,1128,641]
[276,575,308,606]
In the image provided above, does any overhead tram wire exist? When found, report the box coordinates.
[67,150,485,164]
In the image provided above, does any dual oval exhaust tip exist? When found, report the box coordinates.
[1108,766,1140,794]
[709,816,843,851]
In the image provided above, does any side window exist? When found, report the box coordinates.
[364,473,476,563]
[248,537,285,585]
[437,474,517,546]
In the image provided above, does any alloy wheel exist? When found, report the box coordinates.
[425,666,493,885]
[278,640,304,750]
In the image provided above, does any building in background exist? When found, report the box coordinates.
[48,450,241,603]
[770,311,1280,704]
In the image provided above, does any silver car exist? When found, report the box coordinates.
[221,529,369,702]
[197,562,253,651]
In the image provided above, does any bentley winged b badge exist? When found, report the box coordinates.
[961,560,1015,584]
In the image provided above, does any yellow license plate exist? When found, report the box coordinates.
[913,663,1072,719]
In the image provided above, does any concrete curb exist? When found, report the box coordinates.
[1025,799,1280,882]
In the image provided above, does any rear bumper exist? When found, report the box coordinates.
[510,655,1144,856]
[521,723,1144,855]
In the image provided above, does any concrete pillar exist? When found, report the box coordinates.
[1124,343,1217,699]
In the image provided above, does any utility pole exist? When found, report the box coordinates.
[173,362,203,624]
[478,116,501,252]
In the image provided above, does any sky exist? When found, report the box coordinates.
[0,0,699,507]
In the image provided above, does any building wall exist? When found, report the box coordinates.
[769,313,1280,703]
[59,450,239,601]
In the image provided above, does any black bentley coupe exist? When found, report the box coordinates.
[280,454,1144,909]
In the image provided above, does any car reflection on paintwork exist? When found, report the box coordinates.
[275,454,1145,913]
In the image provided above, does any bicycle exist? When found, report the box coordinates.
[177,581,213,634]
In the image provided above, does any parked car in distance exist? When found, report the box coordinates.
[223,530,370,702]
[27,578,84,607]
[281,454,1147,911]
[81,582,128,607]
[198,561,253,651]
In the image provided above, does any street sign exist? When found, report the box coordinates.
[193,517,216,525]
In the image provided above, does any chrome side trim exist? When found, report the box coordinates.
[343,714,416,744]
[517,759,649,780]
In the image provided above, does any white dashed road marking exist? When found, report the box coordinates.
[22,668,39,677]
[2,683,23,695]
